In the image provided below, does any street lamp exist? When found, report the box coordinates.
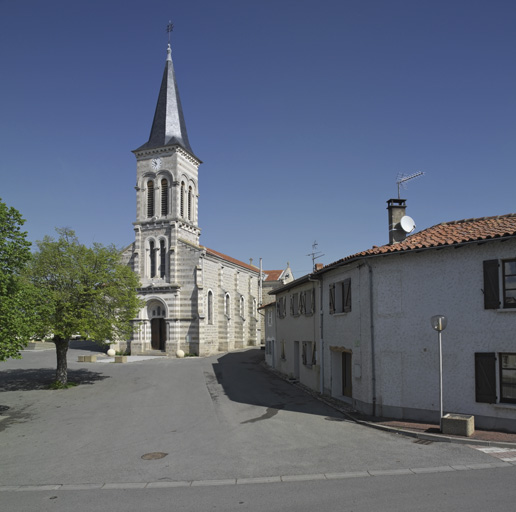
[431,315,447,431]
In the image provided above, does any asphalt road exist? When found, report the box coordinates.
[1,344,515,511]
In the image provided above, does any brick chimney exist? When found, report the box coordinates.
[387,198,407,244]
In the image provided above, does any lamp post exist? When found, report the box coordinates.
[431,315,447,431]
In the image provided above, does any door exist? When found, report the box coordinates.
[342,352,352,397]
[151,318,166,350]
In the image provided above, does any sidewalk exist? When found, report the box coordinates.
[271,368,516,448]
[349,415,516,448]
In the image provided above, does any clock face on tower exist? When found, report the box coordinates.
[151,157,162,170]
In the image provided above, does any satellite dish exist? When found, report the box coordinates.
[400,215,416,233]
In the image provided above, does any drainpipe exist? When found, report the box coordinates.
[365,262,377,417]
[309,275,324,394]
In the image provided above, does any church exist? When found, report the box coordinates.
[119,42,264,357]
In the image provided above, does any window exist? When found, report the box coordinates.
[329,278,351,314]
[302,342,316,368]
[301,289,315,316]
[147,181,155,218]
[483,259,516,309]
[149,241,156,278]
[500,354,516,404]
[224,293,230,318]
[290,293,300,316]
[180,182,185,217]
[159,240,166,278]
[503,260,516,308]
[188,186,193,221]
[267,308,273,326]
[240,296,245,318]
[276,296,287,318]
[161,179,168,216]
[475,352,516,404]
[207,291,213,325]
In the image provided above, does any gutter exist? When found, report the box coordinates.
[308,275,324,394]
[364,262,377,417]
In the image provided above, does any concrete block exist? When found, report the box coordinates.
[114,356,128,363]
[442,413,475,437]
[83,355,97,363]
[77,355,85,362]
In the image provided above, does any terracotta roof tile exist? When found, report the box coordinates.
[321,213,516,269]
[264,270,283,281]
[205,247,259,273]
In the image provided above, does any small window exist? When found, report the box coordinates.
[276,296,287,318]
[180,182,185,217]
[290,293,300,316]
[161,179,169,216]
[503,260,516,309]
[302,341,316,368]
[500,353,516,404]
[159,240,166,278]
[330,279,351,314]
[188,186,193,221]
[207,291,213,325]
[149,240,156,278]
[483,259,516,310]
[267,309,273,326]
[240,296,245,318]
[224,293,230,318]
[147,181,155,218]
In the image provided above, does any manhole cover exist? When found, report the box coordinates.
[141,452,168,460]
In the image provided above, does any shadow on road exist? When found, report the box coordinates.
[0,368,110,391]
[211,349,346,421]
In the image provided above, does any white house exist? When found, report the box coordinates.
[271,199,516,432]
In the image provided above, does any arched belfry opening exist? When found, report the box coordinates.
[147,300,167,351]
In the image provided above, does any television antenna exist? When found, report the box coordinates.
[307,241,324,272]
[396,171,424,199]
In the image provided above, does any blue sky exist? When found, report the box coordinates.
[1,0,515,277]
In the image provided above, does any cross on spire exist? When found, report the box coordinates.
[166,20,174,43]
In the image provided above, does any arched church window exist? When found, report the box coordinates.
[159,239,166,278]
[207,290,213,325]
[224,293,230,318]
[180,182,185,217]
[161,179,168,216]
[188,186,193,221]
[149,240,156,278]
[147,181,155,218]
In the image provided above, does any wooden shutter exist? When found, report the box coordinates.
[483,260,500,309]
[329,284,335,314]
[343,279,352,313]
[475,352,497,403]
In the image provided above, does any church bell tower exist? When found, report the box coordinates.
[131,43,202,288]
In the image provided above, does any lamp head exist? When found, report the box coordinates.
[431,315,447,332]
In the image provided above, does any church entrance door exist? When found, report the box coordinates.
[151,318,166,351]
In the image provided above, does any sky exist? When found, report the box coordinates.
[1,0,515,278]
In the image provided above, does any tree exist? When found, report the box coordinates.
[28,228,142,385]
[0,198,41,360]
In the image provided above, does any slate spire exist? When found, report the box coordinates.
[137,44,195,155]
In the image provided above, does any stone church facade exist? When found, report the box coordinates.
[120,43,260,356]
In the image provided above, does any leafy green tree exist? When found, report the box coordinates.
[0,198,42,360]
[28,228,142,385]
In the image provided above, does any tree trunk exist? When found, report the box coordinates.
[54,337,69,385]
